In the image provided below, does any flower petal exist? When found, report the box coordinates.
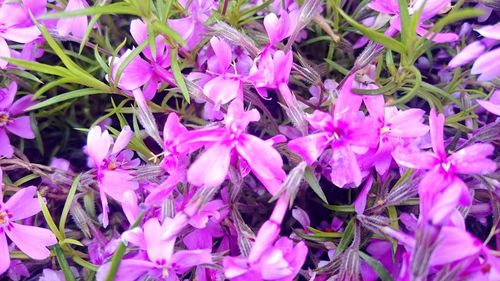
[449,144,497,175]
[9,94,36,115]
[288,133,330,165]
[6,116,34,139]
[187,142,231,187]
[100,170,139,202]
[0,234,10,275]
[4,186,40,220]
[86,126,111,165]
[0,129,13,158]
[6,223,57,260]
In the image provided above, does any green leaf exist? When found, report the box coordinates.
[37,192,63,241]
[307,227,343,238]
[79,15,102,54]
[28,88,105,111]
[323,204,355,213]
[59,174,81,235]
[334,218,355,257]
[73,256,99,272]
[336,7,405,53]
[34,77,79,99]
[60,238,84,247]
[54,245,76,281]
[13,174,40,186]
[170,48,190,103]
[359,251,394,281]
[397,0,411,47]
[5,58,71,77]
[40,3,140,19]
[304,166,328,204]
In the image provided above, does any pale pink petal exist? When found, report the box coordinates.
[288,133,330,165]
[237,134,286,195]
[144,218,175,263]
[0,234,9,275]
[0,81,16,109]
[476,24,500,40]
[392,148,438,169]
[477,99,500,116]
[100,188,109,228]
[430,226,482,266]
[130,19,147,45]
[329,143,362,187]
[121,190,138,224]
[449,144,497,175]
[306,110,335,131]
[86,126,111,165]
[6,224,57,259]
[354,177,373,215]
[448,41,486,68]
[429,108,446,159]
[170,249,212,273]
[472,48,500,81]
[9,94,36,115]
[1,26,40,43]
[111,126,132,155]
[6,116,34,139]
[96,259,155,281]
[0,37,11,69]
[112,50,152,90]
[100,170,139,202]
[187,142,231,187]
[4,186,40,220]
[0,129,13,158]
[56,0,88,38]
[335,74,363,114]
[210,37,232,73]
[203,76,240,105]
[387,108,429,138]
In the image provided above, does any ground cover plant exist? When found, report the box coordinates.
[0,0,498,280]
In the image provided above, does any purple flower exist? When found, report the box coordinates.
[0,168,58,274]
[97,217,212,281]
[85,126,139,227]
[178,99,286,195]
[0,82,36,158]
[477,90,500,116]
[393,109,497,224]
[288,98,378,187]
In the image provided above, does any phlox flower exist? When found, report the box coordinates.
[288,97,378,187]
[97,217,212,281]
[110,19,172,100]
[0,168,57,274]
[393,109,497,224]
[369,0,458,43]
[0,82,36,158]
[85,126,139,227]
[178,99,286,195]
[56,0,89,39]
[477,90,500,116]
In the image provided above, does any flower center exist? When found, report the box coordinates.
[380,126,390,134]
[0,111,10,127]
[0,210,10,227]
[441,161,452,172]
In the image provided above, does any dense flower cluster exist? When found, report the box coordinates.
[0,0,498,280]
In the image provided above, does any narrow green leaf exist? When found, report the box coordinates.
[73,256,99,272]
[336,7,405,53]
[323,204,355,213]
[13,174,40,186]
[37,192,63,241]
[8,69,43,84]
[34,77,79,99]
[359,251,394,281]
[28,88,104,111]
[5,58,71,77]
[59,174,81,235]
[397,0,411,46]
[79,14,102,54]
[60,238,84,247]
[307,227,343,238]
[304,167,329,204]
[54,245,76,281]
[40,3,139,19]
[170,48,190,103]
[334,218,355,257]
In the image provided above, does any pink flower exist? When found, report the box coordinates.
[56,0,89,39]
[0,1,41,68]
[96,217,212,281]
[477,90,500,116]
[178,99,286,195]
[393,109,497,224]
[110,20,173,100]
[0,82,36,158]
[0,168,58,274]
[85,126,139,227]
[288,97,378,187]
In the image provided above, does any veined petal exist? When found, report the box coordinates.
[387,108,429,138]
[6,224,57,260]
[86,126,112,165]
[144,218,175,263]
[288,133,330,165]
[187,141,232,187]
[4,186,40,220]
[449,144,497,175]
[329,143,362,187]
[392,148,438,170]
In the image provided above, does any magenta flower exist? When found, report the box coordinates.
[477,90,500,116]
[369,0,458,43]
[85,126,139,227]
[0,82,36,158]
[393,109,497,224]
[97,217,212,281]
[288,105,378,188]
[202,37,244,107]
[110,19,173,100]
[0,168,58,274]
[56,0,89,39]
[178,99,286,195]
[0,2,41,68]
